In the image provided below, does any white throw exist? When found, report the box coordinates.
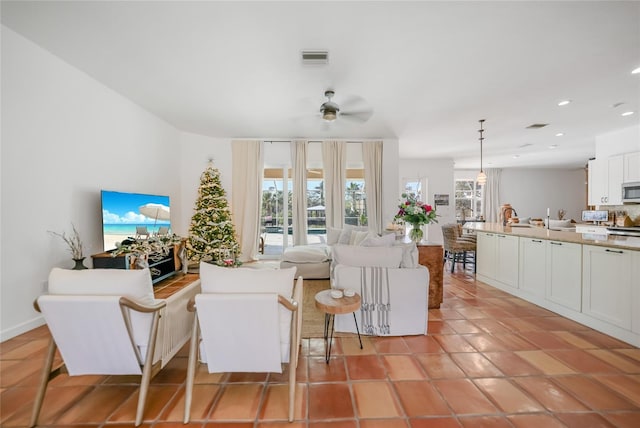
[360,266,392,335]
[196,293,283,373]
[38,295,143,375]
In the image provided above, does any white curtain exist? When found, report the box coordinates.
[363,141,383,234]
[483,168,502,223]
[232,140,263,262]
[322,140,346,229]
[290,140,308,246]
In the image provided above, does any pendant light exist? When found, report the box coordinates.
[476,119,487,185]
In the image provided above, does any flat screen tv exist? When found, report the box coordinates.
[101,190,171,252]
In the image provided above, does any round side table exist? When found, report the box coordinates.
[314,289,363,363]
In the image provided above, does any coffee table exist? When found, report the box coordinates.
[314,289,363,363]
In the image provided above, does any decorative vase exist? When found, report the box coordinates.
[72,257,88,270]
[409,224,423,243]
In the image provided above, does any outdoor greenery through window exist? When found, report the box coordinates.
[455,179,483,221]
[260,168,366,256]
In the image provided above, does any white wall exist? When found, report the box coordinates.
[499,168,587,221]
[178,133,233,237]
[397,159,456,244]
[1,26,181,340]
[595,125,640,158]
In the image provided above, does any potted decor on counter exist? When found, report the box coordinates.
[394,193,438,243]
[49,223,86,269]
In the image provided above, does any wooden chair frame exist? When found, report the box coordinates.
[30,297,166,427]
[183,281,302,423]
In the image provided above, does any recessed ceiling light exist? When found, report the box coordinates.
[512,155,520,159]
[557,100,571,106]
[621,111,635,116]
[632,67,640,74]
[549,144,558,149]
[555,133,564,137]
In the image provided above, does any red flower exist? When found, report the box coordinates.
[405,201,411,206]
[424,204,432,212]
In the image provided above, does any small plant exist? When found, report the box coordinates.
[49,224,83,259]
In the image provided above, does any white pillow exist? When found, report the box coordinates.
[360,233,396,247]
[394,241,419,268]
[327,227,342,246]
[282,246,330,263]
[350,230,370,246]
[200,262,296,296]
[48,267,155,306]
[337,225,368,245]
[332,245,403,268]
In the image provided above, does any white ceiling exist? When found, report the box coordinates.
[2,1,639,169]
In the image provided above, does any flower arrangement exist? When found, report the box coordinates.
[49,224,84,259]
[394,193,438,242]
[395,193,438,226]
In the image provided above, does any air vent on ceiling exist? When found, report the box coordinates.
[301,50,329,65]
[526,123,549,129]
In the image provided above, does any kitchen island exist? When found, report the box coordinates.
[466,222,640,347]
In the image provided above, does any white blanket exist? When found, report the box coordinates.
[360,267,392,335]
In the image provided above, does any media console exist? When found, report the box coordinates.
[92,243,183,284]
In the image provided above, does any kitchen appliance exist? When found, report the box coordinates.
[622,182,640,203]
[606,226,640,237]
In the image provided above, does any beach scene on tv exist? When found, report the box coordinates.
[101,190,171,251]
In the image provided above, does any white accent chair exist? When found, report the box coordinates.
[183,263,303,423]
[331,244,430,336]
[31,268,166,427]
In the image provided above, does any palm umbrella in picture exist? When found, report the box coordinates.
[139,203,171,229]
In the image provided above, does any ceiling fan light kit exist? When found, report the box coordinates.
[317,89,373,123]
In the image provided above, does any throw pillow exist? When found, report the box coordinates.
[327,227,342,246]
[360,232,396,247]
[337,225,368,245]
[200,262,296,296]
[350,230,370,246]
[394,241,419,268]
[332,244,403,268]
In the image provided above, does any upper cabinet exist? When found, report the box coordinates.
[588,155,623,206]
[624,152,640,183]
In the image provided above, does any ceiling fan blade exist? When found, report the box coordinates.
[340,109,374,123]
[339,94,369,111]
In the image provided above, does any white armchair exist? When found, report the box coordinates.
[31,268,165,427]
[331,244,430,336]
[183,263,303,423]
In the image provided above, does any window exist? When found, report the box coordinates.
[455,179,483,220]
[345,170,367,226]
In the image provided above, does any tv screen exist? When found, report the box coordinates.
[101,190,171,252]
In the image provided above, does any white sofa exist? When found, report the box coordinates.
[331,244,430,336]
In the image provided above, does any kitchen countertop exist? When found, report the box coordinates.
[463,222,640,251]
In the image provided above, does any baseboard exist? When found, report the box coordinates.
[1,315,45,342]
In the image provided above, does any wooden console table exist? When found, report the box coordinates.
[417,243,444,309]
[153,273,201,367]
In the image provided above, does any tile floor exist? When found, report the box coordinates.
[2,266,640,427]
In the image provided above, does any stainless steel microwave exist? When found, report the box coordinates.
[622,182,640,203]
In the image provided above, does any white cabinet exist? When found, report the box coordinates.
[633,251,640,334]
[495,233,519,288]
[588,156,623,205]
[519,238,546,298]
[607,155,623,205]
[588,158,607,206]
[477,232,518,289]
[546,240,582,311]
[476,232,496,279]
[624,151,640,183]
[582,245,634,330]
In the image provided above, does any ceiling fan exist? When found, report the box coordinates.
[319,90,373,123]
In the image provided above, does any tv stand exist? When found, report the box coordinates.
[92,244,183,284]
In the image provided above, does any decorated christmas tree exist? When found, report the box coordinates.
[186,163,241,266]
